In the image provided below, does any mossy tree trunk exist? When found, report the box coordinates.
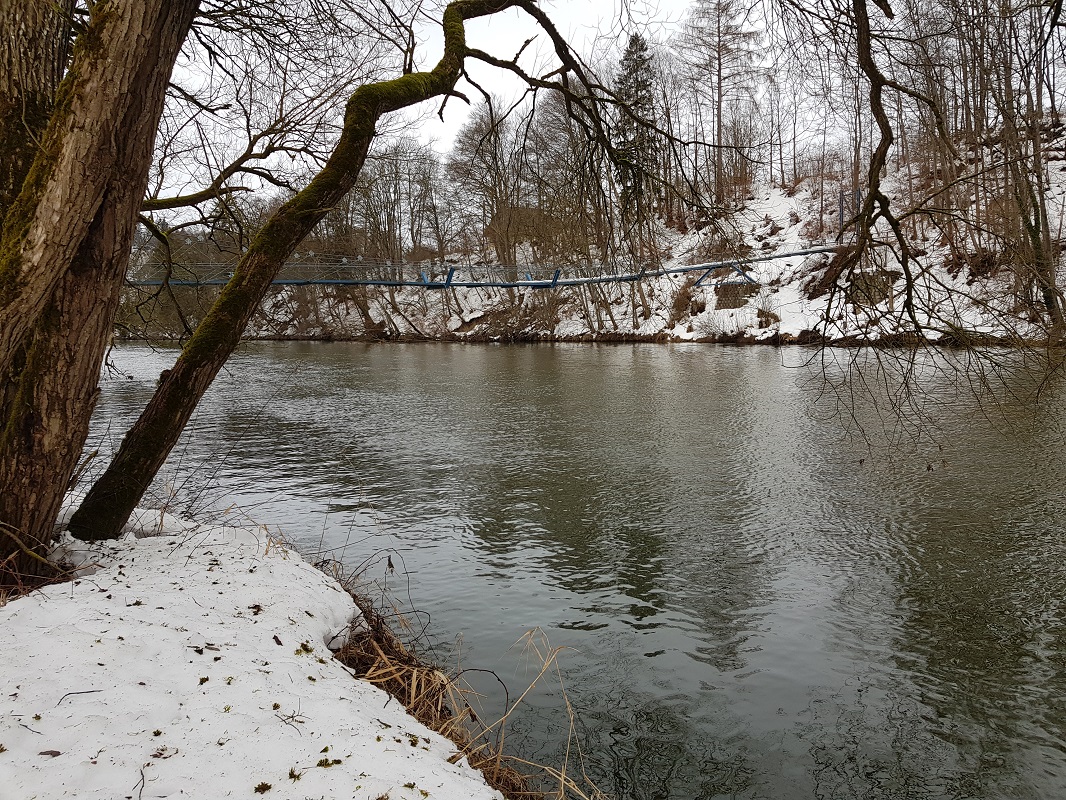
[68,0,519,541]
[0,0,71,585]
[0,0,199,586]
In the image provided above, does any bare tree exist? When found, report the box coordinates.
[675,0,763,206]
[67,0,646,542]
[449,102,528,269]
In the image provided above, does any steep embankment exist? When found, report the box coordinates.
[241,188,836,344]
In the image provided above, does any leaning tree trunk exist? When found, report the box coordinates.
[68,0,517,541]
[0,0,199,586]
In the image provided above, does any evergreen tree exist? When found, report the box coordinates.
[614,33,662,218]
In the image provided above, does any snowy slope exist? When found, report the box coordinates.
[120,170,1066,345]
[233,185,911,343]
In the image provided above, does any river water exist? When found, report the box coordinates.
[88,342,1066,799]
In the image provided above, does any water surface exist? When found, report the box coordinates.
[89,342,1066,799]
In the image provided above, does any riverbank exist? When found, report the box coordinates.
[115,327,1049,350]
[0,506,505,800]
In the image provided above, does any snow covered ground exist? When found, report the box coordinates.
[0,508,502,800]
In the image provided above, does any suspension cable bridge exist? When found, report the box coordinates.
[127,244,839,291]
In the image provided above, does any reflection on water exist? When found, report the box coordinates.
[88,342,1066,799]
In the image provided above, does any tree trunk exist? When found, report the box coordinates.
[0,0,199,586]
[0,1,71,488]
[0,1,197,385]
[69,0,516,542]
[0,0,72,220]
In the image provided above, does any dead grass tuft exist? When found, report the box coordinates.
[334,589,606,800]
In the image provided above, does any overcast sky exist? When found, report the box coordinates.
[414,0,692,149]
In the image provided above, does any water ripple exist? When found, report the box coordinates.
[90,342,1066,800]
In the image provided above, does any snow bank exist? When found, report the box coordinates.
[0,516,502,800]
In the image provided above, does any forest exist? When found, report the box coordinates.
[121,0,1066,347]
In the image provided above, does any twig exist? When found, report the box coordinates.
[133,766,146,800]
[55,689,103,707]
[0,523,55,570]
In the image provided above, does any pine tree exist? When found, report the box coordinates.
[614,33,661,218]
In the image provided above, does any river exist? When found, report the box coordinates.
[87,342,1066,800]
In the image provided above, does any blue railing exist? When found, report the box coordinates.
[127,244,839,290]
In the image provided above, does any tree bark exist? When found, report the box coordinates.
[0,0,72,219]
[0,1,198,383]
[0,0,199,585]
[0,1,72,506]
[69,0,517,541]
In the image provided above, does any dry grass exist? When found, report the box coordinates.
[333,588,607,800]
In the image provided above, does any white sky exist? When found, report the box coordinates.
[412,0,692,149]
